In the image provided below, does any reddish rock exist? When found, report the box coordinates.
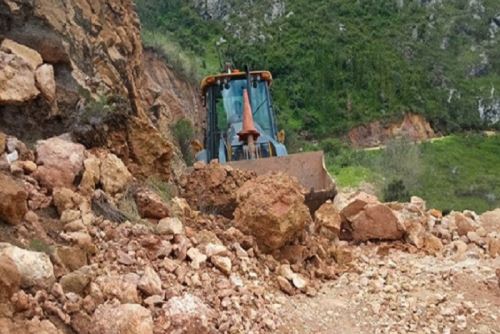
[164,294,214,334]
[92,303,153,334]
[234,173,312,252]
[335,191,379,220]
[33,136,85,190]
[479,209,500,234]
[0,172,28,225]
[134,188,169,219]
[0,254,21,302]
[454,213,476,236]
[349,203,405,242]
[181,162,255,217]
[314,201,342,238]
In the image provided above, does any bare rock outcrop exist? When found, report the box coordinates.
[234,173,312,252]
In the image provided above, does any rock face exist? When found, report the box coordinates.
[0,243,55,288]
[92,303,153,334]
[348,113,435,148]
[0,172,28,225]
[181,162,255,217]
[234,173,312,252]
[33,136,85,190]
[0,0,181,181]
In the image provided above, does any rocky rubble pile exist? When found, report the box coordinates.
[0,131,498,333]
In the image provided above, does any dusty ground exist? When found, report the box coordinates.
[277,245,500,334]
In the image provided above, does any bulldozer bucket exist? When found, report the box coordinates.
[228,151,336,213]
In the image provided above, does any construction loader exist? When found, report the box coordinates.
[195,66,336,212]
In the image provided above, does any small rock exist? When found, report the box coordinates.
[138,266,162,296]
[187,247,207,269]
[210,255,232,275]
[0,254,21,301]
[277,276,295,295]
[203,243,228,257]
[157,217,184,235]
[0,172,28,225]
[291,274,308,290]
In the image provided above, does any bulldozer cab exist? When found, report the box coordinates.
[198,70,287,163]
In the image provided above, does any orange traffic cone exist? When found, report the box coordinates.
[238,89,260,142]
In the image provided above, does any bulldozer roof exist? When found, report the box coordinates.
[200,70,273,95]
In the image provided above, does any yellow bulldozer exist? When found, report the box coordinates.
[195,66,336,212]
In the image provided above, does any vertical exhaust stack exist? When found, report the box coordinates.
[238,89,260,159]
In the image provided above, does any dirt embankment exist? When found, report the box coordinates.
[348,113,436,148]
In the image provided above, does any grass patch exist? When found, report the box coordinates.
[29,239,53,255]
[328,133,500,213]
[145,177,177,202]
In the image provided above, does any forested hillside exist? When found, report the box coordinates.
[136,0,500,142]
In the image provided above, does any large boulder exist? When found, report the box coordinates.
[0,172,28,225]
[33,136,85,190]
[348,203,405,242]
[0,243,55,288]
[0,49,39,104]
[99,152,133,195]
[314,201,342,239]
[1,39,43,70]
[234,173,312,252]
[180,162,255,217]
[91,303,153,334]
[334,191,379,220]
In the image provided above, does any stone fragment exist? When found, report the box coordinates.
[291,274,308,290]
[1,39,43,69]
[0,254,21,301]
[96,274,140,304]
[0,243,55,288]
[487,238,499,257]
[99,152,133,194]
[35,63,56,102]
[335,191,379,220]
[423,233,443,255]
[0,172,28,225]
[187,247,207,270]
[33,137,85,190]
[234,173,312,251]
[0,49,39,104]
[164,294,214,333]
[79,155,100,195]
[138,266,162,296]
[54,245,88,271]
[410,196,426,211]
[349,203,405,241]
[314,201,341,238]
[91,303,153,334]
[277,276,295,295]
[203,243,228,257]
[157,217,184,235]
[60,269,92,295]
[455,213,476,236]
[134,187,169,219]
[52,187,82,214]
[210,255,232,275]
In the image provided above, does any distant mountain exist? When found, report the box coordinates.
[136,0,500,141]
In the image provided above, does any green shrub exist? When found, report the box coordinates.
[146,177,177,202]
[172,119,195,166]
[383,179,410,202]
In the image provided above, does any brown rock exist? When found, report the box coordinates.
[138,266,162,296]
[455,213,476,236]
[52,187,82,214]
[210,255,232,275]
[79,155,101,195]
[1,39,43,70]
[479,209,500,234]
[335,191,379,220]
[35,63,56,102]
[0,317,63,334]
[157,217,184,235]
[349,203,404,241]
[92,303,153,334]
[60,270,91,295]
[423,233,443,255]
[181,162,255,217]
[234,173,312,252]
[429,208,443,219]
[314,201,342,238]
[487,238,500,257]
[96,274,140,304]
[0,172,28,225]
[54,246,88,271]
[0,46,40,104]
[134,188,169,219]
[0,254,21,302]
[99,152,133,195]
[164,294,214,333]
[33,137,85,190]
[277,276,295,295]
[0,132,6,155]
